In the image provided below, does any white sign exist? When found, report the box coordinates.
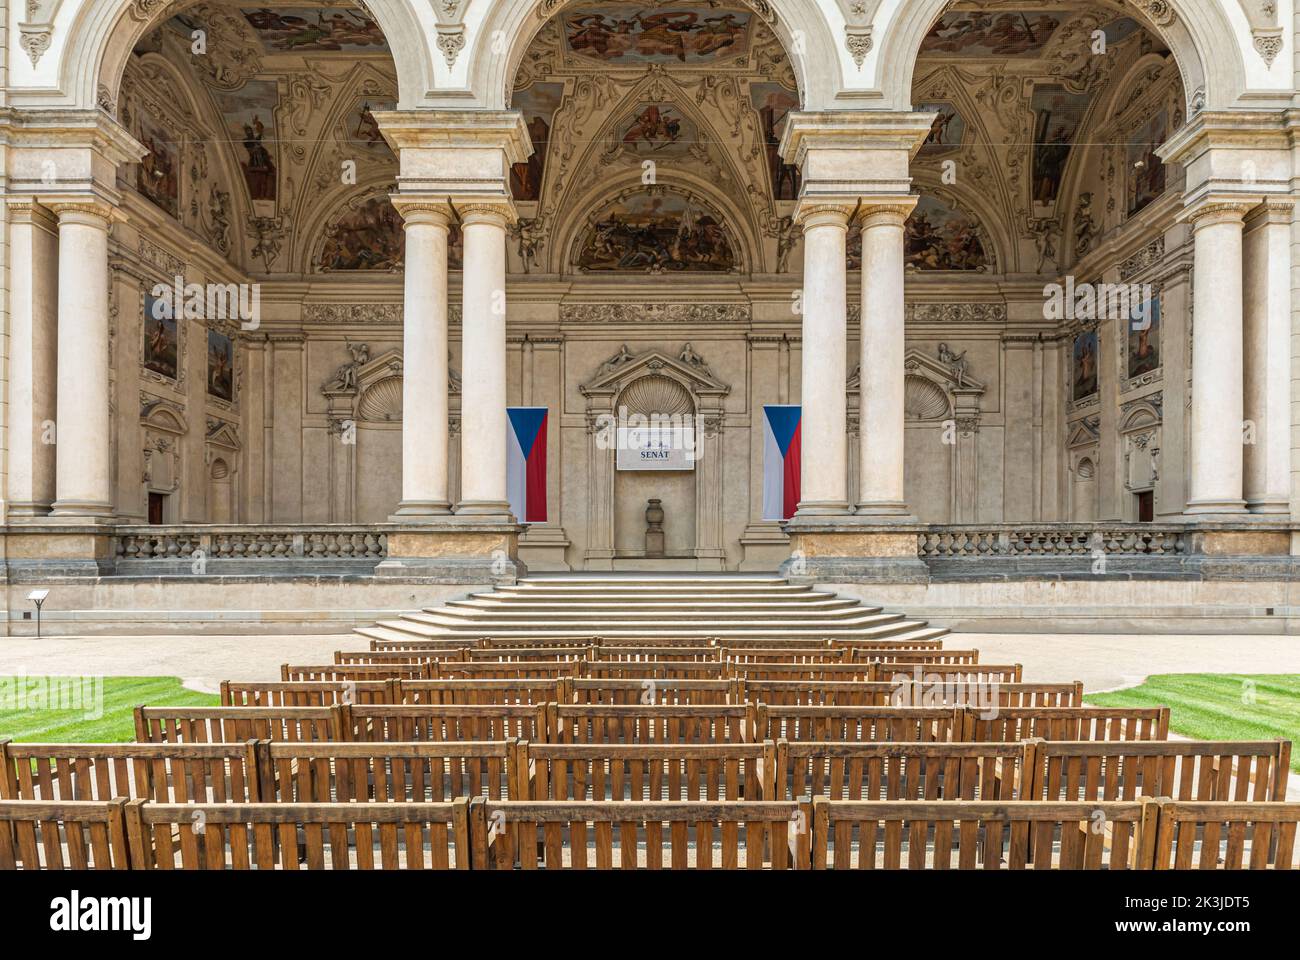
[615,425,696,471]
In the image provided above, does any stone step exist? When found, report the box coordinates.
[462,590,845,604]
[353,622,950,647]
[362,618,942,643]
[371,611,929,636]
[400,607,905,628]
[434,600,876,620]
[351,574,949,648]
[503,580,809,593]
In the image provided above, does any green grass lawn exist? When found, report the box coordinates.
[0,676,218,743]
[1087,673,1300,771]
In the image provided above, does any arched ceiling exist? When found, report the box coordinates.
[117,0,1185,279]
[122,2,401,275]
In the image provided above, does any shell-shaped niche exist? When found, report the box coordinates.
[1075,457,1096,480]
[903,374,950,421]
[619,374,693,418]
[357,375,404,421]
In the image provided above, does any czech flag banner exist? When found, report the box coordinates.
[762,404,801,520]
[507,407,548,523]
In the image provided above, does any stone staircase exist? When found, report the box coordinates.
[353,574,949,645]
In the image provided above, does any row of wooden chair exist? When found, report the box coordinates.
[5,796,1298,869]
[132,703,1173,746]
[223,677,1083,708]
[5,736,1288,805]
[281,660,1026,684]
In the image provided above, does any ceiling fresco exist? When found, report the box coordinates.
[117,0,1184,279]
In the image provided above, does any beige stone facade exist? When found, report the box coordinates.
[0,0,1296,628]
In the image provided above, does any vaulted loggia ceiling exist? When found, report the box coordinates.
[121,1,1182,278]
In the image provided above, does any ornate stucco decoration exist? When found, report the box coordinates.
[1252,31,1284,67]
[137,237,186,278]
[845,27,872,69]
[1119,237,1164,280]
[436,25,466,67]
[18,24,53,66]
[304,304,404,326]
[1129,0,1175,27]
[888,303,1008,325]
[559,303,750,325]
[581,346,731,407]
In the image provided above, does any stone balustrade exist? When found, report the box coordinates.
[918,525,1189,558]
[113,526,388,569]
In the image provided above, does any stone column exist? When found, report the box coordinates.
[794,203,852,516]
[1183,200,1253,516]
[1242,200,1292,513]
[455,203,513,518]
[6,201,59,517]
[855,198,915,516]
[392,199,452,517]
[49,199,115,517]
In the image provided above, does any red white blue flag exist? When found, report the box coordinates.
[762,404,801,520]
[507,407,548,523]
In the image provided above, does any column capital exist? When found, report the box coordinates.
[1244,196,1295,228]
[43,194,120,228]
[793,200,855,229]
[390,194,453,227]
[856,196,917,228]
[456,200,517,228]
[1178,196,1257,229]
[5,198,58,229]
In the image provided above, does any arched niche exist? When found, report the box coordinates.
[140,398,186,522]
[1067,416,1101,521]
[580,344,730,569]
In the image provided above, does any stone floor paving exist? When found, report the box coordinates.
[0,630,1295,693]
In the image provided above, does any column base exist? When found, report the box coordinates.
[5,502,53,518]
[1245,499,1289,515]
[855,501,915,519]
[388,500,453,521]
[50,499,114,518]
[1183,498,1248,517]
[454,500,516,522]
[793,500,852,517]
